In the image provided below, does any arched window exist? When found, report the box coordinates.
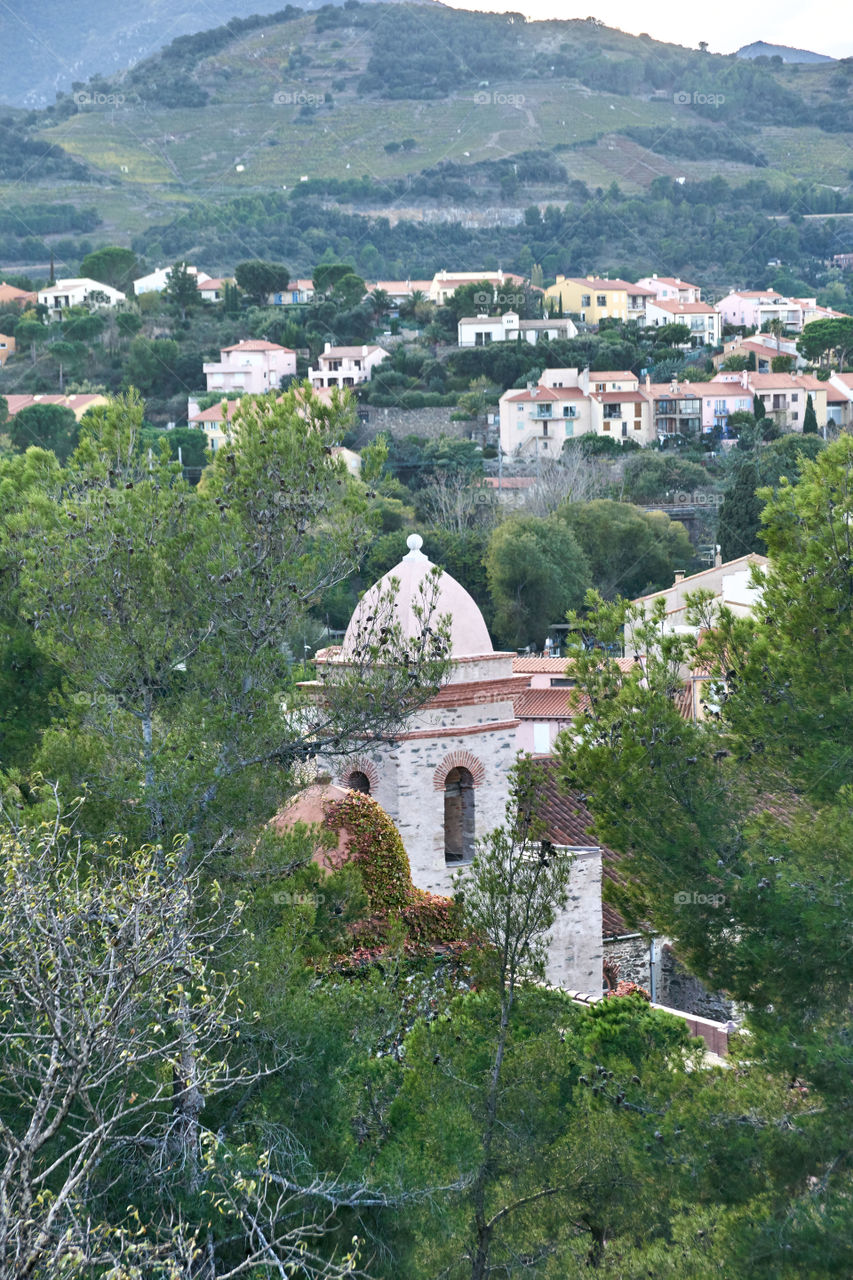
[444,766,475,864]
[347,770,371,795]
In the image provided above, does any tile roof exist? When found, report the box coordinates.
[483,476,536,490]
[513,654,637,674]
[565,277,654,293]
[514,688,588,719]
[588,370,637,381]
[535,758,631,936]
[220,339,293,353]
[650,299,716,314]
[646,276,699,290]
[3,392,106,417]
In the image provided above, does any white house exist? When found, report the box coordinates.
[38,278,126,319]
[132,265,210,296]
[645,299,722,347]
[457,310,578,347]
[308,343,389,389]
[203,340,296,395]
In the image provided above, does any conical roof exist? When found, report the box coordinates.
[341,534,493,660]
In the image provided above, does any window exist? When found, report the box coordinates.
[791,393,799,403]
[347,770,371,794]
[533,723,551,754]
[596,294,607,307]
[564,421,574,437]
[444,767,475,864]
[581,294,591,307]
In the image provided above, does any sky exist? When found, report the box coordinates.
[440,0,853,59]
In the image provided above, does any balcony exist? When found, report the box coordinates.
[534,406,553,419]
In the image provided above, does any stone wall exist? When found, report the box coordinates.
[603,934,735,1021]
[355,405,466,442]
[546,850,603,994]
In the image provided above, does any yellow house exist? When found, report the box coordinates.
[544,276,654,325]
[0,332,15,366]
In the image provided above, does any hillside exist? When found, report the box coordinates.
[2,4,853,292]
[736,41,835,64]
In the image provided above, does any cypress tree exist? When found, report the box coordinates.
[802,392,818,434]
[717,459,763,561]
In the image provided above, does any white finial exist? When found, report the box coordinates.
[404,533,426,560]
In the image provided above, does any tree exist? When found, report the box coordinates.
[802,390,818,433]
[557,499,695,600]
[329,272,367,311]
[11,389,450,853]
[163,259,201,321]
[797,315,853,369]
[312,263,354,298]
[122,335,183,396]
[234,259,290,307]
[80,245,139,293]
[485,516,590,648]
[558,437,853,1273]
[716,459,763,560]
[653,322,691,347]
[0,802,365,1280]
[7,402,79,462]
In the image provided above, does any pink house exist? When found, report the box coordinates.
[713,290,845,334]
[203,340,296,394]
[636,275,702,304]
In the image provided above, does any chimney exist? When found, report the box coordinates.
[645,373,651,390]
[674,570,685,585]
[714,548,723,567]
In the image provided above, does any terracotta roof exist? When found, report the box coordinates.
[220,340,293,353]
[3,392,106,418]
[535,759,631,936]
[189,400,243,424]
[673,684,694,721]
[644,276,699,290]
[197,277,228,290]
[564,278,654,294]
[632,553,768,603]
[590,390,646,403]
[749,373,825,390]
[0,282,35,304]
[514,688,589,718]
[320,345,386,358]
[649,300,716,315]
[588,370,637,381]
[513,654,637,674]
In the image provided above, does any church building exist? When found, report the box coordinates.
[315,534,603,992]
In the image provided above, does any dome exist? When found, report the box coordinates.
[341,534,493,660]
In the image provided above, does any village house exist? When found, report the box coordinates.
[269,278,315,305]
[3,392,109,420]
[203,339,296,395]
[625,554,769,657]
[499,368,654,457]
[308,342,388,389]
[543,276,654,325]
[827,373,853,429]
[714,332,807,373]
[38,278,126,319]
[366,279,433,307]
[635,274,702,304]
[0,281,37,306]
[132,265,210,295]
[715,289,847,334]
[644,298,722,347]
[457,310,577,347]
[188,384,339,451]
[0,333,15,366]
[428,269,526,306]
[197,277,232,303]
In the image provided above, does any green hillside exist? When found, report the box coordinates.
[2,4,852,289]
